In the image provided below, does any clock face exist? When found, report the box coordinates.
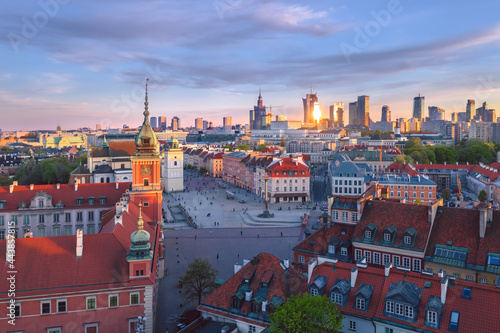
[141,165,151,175]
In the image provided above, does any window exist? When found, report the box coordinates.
[453,273,460,278]
[99,197,106,205]
[413,192,416,197]
[88,211,94,221]
[53,214,59,223]
[328,245,335,254]
[130,293,139,305]
[310,288,318,296]
[352,212,358,222]
[87,297,96,310]
[332,210,339,220]
[302,186,305,191]
[413,259,421,272]
[404,235,411,245]
[397,191,401,197]
[87,224,95,234]
[466,275,473,281]
[349,320,356,331]
[77,212,83,222]
[57,300,67,313]
[427,310,437,325]
[393,255,400,266]
[335,179,338,185]
[53,227,60,236]
[12,215,17,224]
[109,294,118,307]
[299,256,305,263]
[342,211,348,221]
[251,302,259,313]
[405,305,414,318]
[395,303,404,316]
[383,254,391,265]
[249,324,257,333]
[374,252,381,265]
[355,249,362,261]
[88,197,94,205]
[364,250,371,263]
[356,298,365,310]
[384,233,391,242]
[41,301,50,314]
[39,200,44,208]
[386,301,394,313]
[421,192,424,198]
[23,215,29,225]
[65,226,72,235]
[390,191,394,196]
[341,247,348,256]
[0,215,3,226]
[39,215,45,224]
[65,213,71,222]
[77,197,83,205]
[480,278,487,284]
[48,329,61,333]
[331,293,343,304]
[403,257,410,268]
[449,311,459,331]
[364,230,371,238]
[276,187,279,191]
[39,228,45,237]
[385,329,394,333]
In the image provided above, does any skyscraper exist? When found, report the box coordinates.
[171,116,180,131]
[250,90,267,130]
[195,118,203,130]
[428,106,445,121]
[412,95,425,121]
[381,105,391,122]
[329,103,344,128]
[349,101,358,126]
[223,117,232,129]
[158,116,167,130]
[357,95,369,127]
[303,92,318,124]
[150,117,157,129]
[466,99,475,122]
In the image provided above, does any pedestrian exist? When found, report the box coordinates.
[281,232,283,237]
[257,234,259,238]
[241,230,243,236]
[195,235,197,240]
[217,253,219,259]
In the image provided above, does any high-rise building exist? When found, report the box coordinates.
[381,105,391,122]
[428,106,445,121]
[195,118,203,130]
[203,120,209,130]
[150,117,157,129]
[303,92,318,124]
[250,90,268,130]
[171,116,180,131]
[466,100,475,122]
[475,102,495,122]
[329,103,344,128]
[223,117,232,129]
[158,116,167,130]
[357,95,369,127]
[412,95,425,121]
[96,123,102,130]
[349,101,358,126]
[276,115,287,121]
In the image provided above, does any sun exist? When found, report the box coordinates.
[313,101,321,123]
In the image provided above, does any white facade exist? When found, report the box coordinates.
[163,143,184,192]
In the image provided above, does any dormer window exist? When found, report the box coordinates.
[39,200,44,208]
[310,288,318,296]
[328,245,335,254]
[384,233,391,242]
[251,303,259,313]
[232,298,240,309]
[331,293,342,304]
[76,197,83,206]
[356,298,365,310]
[364,230,371,238]
[0,200,6,209]
[427,310,437,325]
[88,197,94,205]
[404,235,412,245]
[99,196,106,205]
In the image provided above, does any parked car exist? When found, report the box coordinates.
[239,199,246,203]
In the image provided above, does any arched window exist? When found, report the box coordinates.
[144,179,149,186]
[100,177,104,183]
[106,177,110,183]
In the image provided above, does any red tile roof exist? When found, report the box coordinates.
[267,158,309,176]
[353,200,431,250]
[0,183,130,211]
[294,223,355,256]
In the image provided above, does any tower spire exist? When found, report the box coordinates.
[259,87,261,97]
[137,202,144,232]
[144,78,149,118]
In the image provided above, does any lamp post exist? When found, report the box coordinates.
[136,316,147,333]
[258,171,274,218]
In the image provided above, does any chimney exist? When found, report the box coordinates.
[283,259,289,268]
[115,182,119,190]
[30,184,34,190]
[438,269,444,278]
[262,300,268,312]
[9,185,14,193]
[479,207,488,238]
[75,178,80,191]
[234,263,243,275]
[13,181,18,186]
[384,262,392,278]
[487,204,493,222]
[441,275,449,305]
[307,258,318,284]
[245,290,253,302]
[76,229,83,257]
[56,183,60,190]
[351,267,358,288]
[456,162,458,165]
[444,161,446,165]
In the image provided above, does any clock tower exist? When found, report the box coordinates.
[130,81,163,224]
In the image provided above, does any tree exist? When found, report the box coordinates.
[255,143,267,151]
[433,146,458,164]
[442,188,451,202]
[395,154,414,164]
[478,189,488,202]
[360,130,373,137]
[199,167,208,175]
[405,137,422,150]
[222,145,233,151]
[280,136,286,147]
[236,144,250,151]
[0,176,12,186]
[269,293,343,333]
[177,258,217,305]
[374,129,382,135]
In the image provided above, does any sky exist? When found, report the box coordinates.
[1,0,500,131]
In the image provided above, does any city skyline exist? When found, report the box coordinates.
[1,1,500,130]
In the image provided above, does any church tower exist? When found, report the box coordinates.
[163,138,184,193]
[129,81,163,224]
[127,203,153,279]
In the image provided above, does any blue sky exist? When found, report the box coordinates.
[1,0,500,130]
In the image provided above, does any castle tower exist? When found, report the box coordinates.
[163,138,184,193]
[129,80,163,224]
[127,203,153,279]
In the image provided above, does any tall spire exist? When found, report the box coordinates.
[137,202,144,232]
[144,78,150,118]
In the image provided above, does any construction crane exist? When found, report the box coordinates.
[265,105,284,115]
